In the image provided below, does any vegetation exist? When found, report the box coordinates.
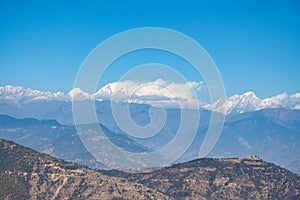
[1,139,300,199]
[0,139,167,200]
[104,157,300,199]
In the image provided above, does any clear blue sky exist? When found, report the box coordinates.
[0,0,299,98]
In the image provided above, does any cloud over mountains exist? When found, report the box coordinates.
[0,80,299,114]
[93,79,204,108]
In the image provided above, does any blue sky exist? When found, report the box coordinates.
[0,0,299,98]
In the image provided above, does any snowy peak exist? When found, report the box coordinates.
[0,85,67,104]
[228,91,258,101]
[0,85,93,103]
[95,81,133,100]
[0,85,299,113]
[241,91,257,98]
[204,91,261,114]
[68,88,92,101]
[205,91,300,115]
[230,91,261,112]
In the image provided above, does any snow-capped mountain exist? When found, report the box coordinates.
[0,80,203,108]
[68,88,92,101]
[1,85,300,173]
[0,85,67,104]
[0,85,299,115]
[204,91,300,114]
[203,91,261,114]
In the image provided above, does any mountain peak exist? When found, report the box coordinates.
[68,88,92,100]
[0,85,67,103]
[205,90,300,114]
[0,85,300,113]
[0,85,24,91]
[242,91,257,97]
[0,85,26,94]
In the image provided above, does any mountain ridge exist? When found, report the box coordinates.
[1,109,300,174]
[2,138,300,199]
[1,85,299,115]
[0,139,168,200]
[104,156,300,199]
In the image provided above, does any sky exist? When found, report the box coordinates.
[0,0,299,98]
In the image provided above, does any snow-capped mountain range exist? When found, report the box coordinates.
[0,84,299,115]
[204,91,300,114]
[0,80,203,108]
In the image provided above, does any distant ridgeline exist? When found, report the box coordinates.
[0,106,300,174]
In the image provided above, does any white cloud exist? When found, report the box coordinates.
[260,92,289,109]
[95,79,205,108]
